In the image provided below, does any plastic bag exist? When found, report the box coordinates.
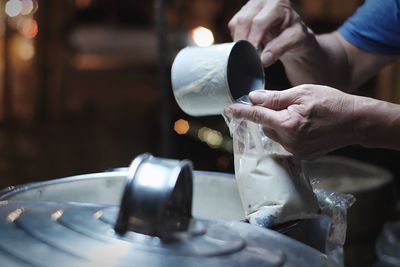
[314,189,355,266]
[223,99,319,228]
[375,222,400,267]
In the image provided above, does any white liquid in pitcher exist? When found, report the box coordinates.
[174,59,225,99]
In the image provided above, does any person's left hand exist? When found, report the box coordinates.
[225,85,359,159]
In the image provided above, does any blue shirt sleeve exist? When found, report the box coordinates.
[338,0,400,55]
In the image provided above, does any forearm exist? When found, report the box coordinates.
[280,32,352,91]
[354,96,400,150]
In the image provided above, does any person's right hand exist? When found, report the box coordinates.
[228,0,315,66]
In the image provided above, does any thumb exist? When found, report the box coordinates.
[249,89,297,110]
[225,103,285,128]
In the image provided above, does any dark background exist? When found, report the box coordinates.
[0,0,399,190]
[1,2,400,267]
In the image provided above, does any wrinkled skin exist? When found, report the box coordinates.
[225,86,359,159]
[226,0,400,158]
[228,0,313,67]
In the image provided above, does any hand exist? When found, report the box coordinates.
[225,85,359,159]
[228,0,315,66]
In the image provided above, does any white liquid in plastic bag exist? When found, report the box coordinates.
[235,153,318,224]
[232,121,319,227]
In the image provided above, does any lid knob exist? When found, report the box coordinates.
[115,153,193,237]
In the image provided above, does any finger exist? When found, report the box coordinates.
[260,22,308,66]
[225,103,286,129]
[249,89,298,110]
[228,0,263,41]
[247,1,286,49]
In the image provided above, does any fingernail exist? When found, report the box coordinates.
[249,90,265,98]
[249,91,263,104]
[261,51,274,66]
[249,91,256,98]
[224,106,234,117]
[225,103,243,117]
[249,90,262,97]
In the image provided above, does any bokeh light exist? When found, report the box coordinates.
[198,127,223,148]
[174,119,190,135]
[21,18,38,39]
[21,0,34,15]
[5,0,23,17]
[190,26,214,47]
[75,0,92,9]
[17,38,35,61]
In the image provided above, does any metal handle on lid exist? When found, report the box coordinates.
[115,153,193,237]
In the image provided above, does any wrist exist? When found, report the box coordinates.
[279,32,334,86]
[352,96,400,148]
[280,32,351,90]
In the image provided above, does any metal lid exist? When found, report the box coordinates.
[0,154,339,267]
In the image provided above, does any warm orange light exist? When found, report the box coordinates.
[21,18,38,39]
[75,0,92,9]
[174,119,190,135]
[190,26,214,47]
[17,37,35,61]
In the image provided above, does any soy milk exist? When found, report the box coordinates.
[232,121,318,227]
